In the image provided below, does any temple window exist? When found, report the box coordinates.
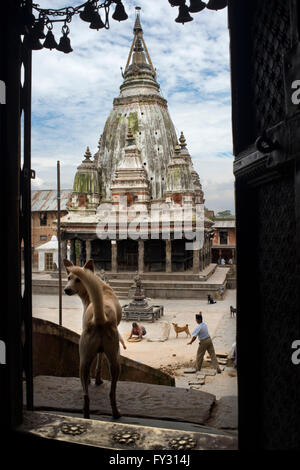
[219,230,228,245]
[39,212,47,226]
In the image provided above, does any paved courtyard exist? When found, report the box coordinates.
[32,289,236,369]
[32,289,237,429]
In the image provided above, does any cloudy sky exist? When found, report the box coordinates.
[31,0,234,214]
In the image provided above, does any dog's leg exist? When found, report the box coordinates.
[104,337,121,419]
[95,352,104,386]
[79,332,98,420]
[79,359,92,419]
[109,359,121,419]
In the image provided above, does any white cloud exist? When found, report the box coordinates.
[31,0,234,213]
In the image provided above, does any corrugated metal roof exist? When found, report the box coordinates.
[213,220,236,229]
[31,190,72,212]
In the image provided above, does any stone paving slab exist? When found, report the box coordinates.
[32,376,216,426]
[184,368,197,374]
[206,396,238,430]
[188,380,205,386]
[203,369,217,376]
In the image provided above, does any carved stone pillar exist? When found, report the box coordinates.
[199,249,204,271]
[111,240,117,272]
[79,240,86,266]
[138,239,144,274]
[166,240,171,273]
[70,239,76,265]
[204,241,208,268]
[61,240,68,261]
[86,239,92,261]
[218,249,222,265]
[193,248,200,274]
[209,239,212,264]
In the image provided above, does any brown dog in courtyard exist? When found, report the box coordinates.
[64,259,122,420]
[172,323,191,338]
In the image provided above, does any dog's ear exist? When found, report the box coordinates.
[64,258,73,273]
[84,259,95,272]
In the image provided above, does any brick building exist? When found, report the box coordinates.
[31,189,72,268]
[211,218,236,265]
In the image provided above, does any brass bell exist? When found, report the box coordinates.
[89,12,105,30]
[31,17,46,39]
[175,4,194,23]
[24,32,43,50]
[188,0,206,13]
[43,29,58,50]
[79,3,97,23]
[112,1,128,22]
[206,0,228,10]
[56,26,73,54]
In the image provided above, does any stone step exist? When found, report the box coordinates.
[30,376,216,427]
[107,264,217,282]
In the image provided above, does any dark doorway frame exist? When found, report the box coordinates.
[2,0,300,451]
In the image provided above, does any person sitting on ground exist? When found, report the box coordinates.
[207,294,216,304]
[128,322,147,341]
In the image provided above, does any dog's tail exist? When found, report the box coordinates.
[69,266,107,326]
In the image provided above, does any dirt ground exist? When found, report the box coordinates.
[33,290,236,371]
[33,289,238,426]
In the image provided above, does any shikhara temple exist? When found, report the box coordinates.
[60,10,214,274]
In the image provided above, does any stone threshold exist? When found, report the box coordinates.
[19,410,238,450]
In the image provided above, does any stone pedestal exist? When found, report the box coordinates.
[165,240,171,273]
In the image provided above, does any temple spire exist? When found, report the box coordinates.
[134,6,142,32]
[124,7,155,76]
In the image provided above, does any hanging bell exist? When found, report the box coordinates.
[43,29,58,50]
[32,17,46,39]
[175,4,194,23]
[23,32,43,50]
[79,3,97,23]
[89,12,105,30]
[188,0,206,13]
[206,0,228,10]
[168,1,185,6]
[56,26,73,54]
[112,1,128,22]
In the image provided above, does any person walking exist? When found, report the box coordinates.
[187,313,221,373]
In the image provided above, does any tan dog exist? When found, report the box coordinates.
[64,259,122,420]
[172,323,191,338]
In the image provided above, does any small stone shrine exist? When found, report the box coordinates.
[122,272,163,322]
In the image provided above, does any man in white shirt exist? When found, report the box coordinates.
[187,313,221,373]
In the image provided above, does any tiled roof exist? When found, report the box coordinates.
[31,190,72,212]
[213,220,235,229]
